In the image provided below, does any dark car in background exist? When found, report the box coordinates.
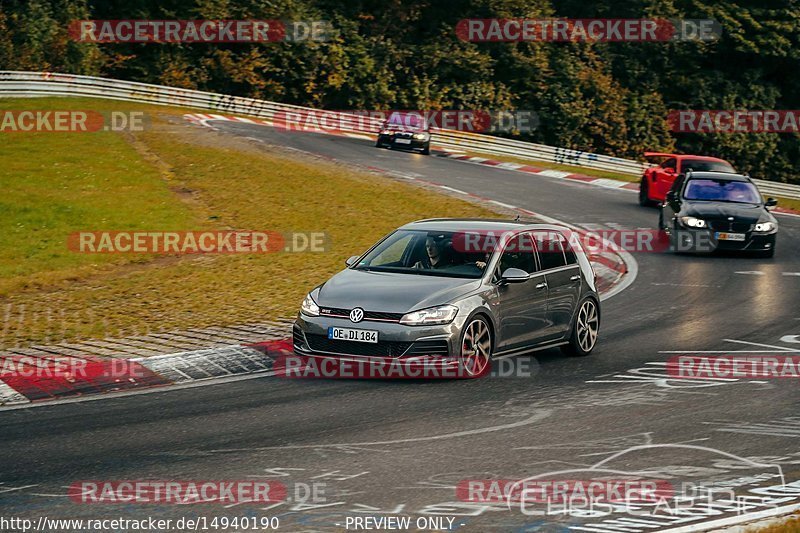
[375,112,431,154]
[294,219,601,377]
[659,171,778,257]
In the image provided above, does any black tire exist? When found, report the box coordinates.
[562,298,600,357]
[639,178,654,207]
[421,145,431,155]
[375,140,383,148]
[459,315,493,378]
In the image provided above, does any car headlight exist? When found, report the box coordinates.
[412,133,429,140]
[300,293,320,317]
[680,216,707,228]
[754,221,777,233]
[400,305,458,326]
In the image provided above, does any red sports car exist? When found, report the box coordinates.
[639,152,735,206]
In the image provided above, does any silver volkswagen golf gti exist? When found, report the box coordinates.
[293,219,600,377]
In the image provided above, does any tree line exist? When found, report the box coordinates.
[1,0,798,183]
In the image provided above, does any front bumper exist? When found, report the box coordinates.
[293,314,462,360]
[377,134,429,151]
[673,228,776,253]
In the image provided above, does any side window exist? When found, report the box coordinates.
[661,158,677,171]
[534,231,567,270]
[498,233,538,275]
[557,233,578,265]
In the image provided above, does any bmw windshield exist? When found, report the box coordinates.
[353,230,489,278]
[683,179,762,204]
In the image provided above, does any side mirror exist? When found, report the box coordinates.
[765,197,778,208]
[665,167,676,174]
[500,267,529,284]
[345,255,359,267]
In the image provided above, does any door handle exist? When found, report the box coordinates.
[535,282,547,289]
[570,275,580,281]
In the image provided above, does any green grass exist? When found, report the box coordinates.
[0,97,499,346]
[0,98,205,295]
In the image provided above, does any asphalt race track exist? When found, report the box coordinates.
[2,122,800,532]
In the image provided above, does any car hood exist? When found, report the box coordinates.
[682,201,768,223]
[316,268,480,313]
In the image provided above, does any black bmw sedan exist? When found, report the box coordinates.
[659,171,778,257]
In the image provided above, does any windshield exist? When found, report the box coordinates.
[683,179,762,204]
[354,230,489,278]
[682,159,735,173]
[384,113,428,131]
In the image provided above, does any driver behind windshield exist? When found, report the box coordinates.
[414,236,452,269]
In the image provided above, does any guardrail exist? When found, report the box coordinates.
[1,70,798,200]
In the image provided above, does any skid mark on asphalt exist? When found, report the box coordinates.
[200,411,552,454]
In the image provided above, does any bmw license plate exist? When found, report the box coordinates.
[394,138,411,144]
[328,327,378,343]
[715,232,746,241]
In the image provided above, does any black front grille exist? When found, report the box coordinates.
[305,334,411,357]
[319,307,403,322]
[709,220,753,233]
[405,340,450,356]
[365,311,404,321]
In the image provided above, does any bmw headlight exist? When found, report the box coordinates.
[680,216,707,228]
[412,133,430,141]
[400,305,458,326]
[300,292,320,317]
[754,221,777,233]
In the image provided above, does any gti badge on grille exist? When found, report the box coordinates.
[349,307,364,323]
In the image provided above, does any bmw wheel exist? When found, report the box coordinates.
[562,299,599,357]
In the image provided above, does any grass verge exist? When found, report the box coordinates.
[0,98,498,347]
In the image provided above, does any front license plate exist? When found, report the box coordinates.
[715,232,746,241]
[395,138,411,144]
[328,327,378,343]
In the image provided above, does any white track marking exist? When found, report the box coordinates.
[538,169,572,178]
[723,338,798,352]
[488,199,517,209]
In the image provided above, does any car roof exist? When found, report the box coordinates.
[400,218,567,233]
[645,152,729,163]
[678,155,730,162]
[685,171,751,182]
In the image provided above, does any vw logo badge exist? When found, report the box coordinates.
[349,308,364,323]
